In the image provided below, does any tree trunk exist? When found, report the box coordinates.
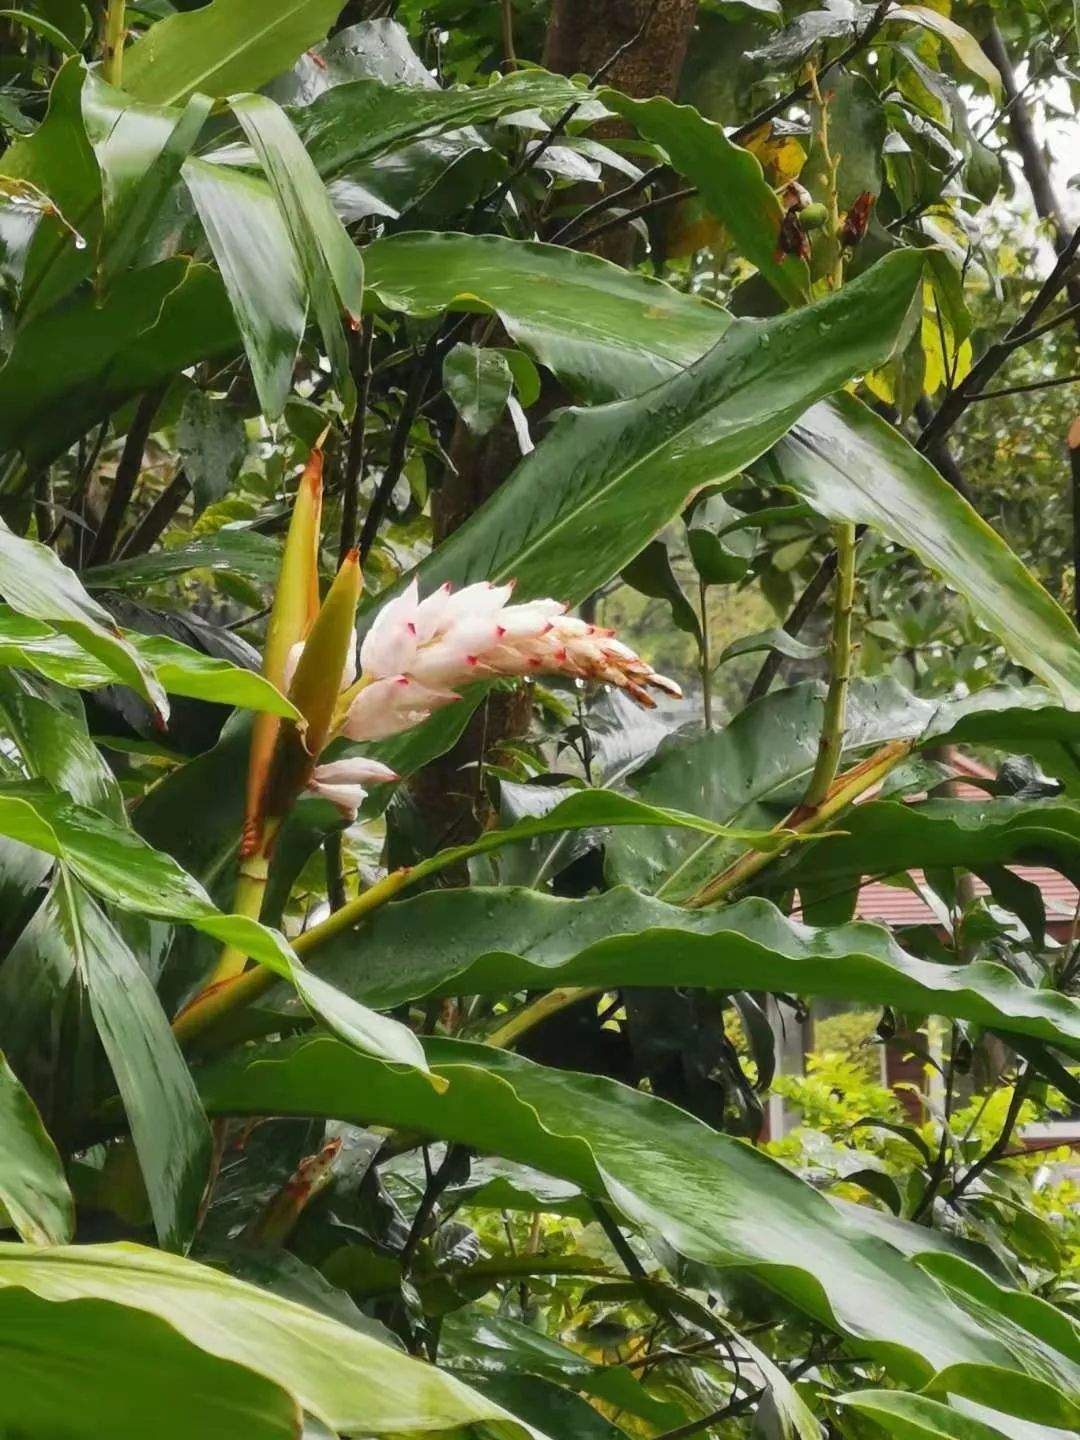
[408,0,700,862]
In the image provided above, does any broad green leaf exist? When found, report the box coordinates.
[373,250,921,615]
[20,874,211,1251]
[296,71,586,180]
[0,668,123,819]
[364,231,731,402]
[835,1391,1028,1440]
[601,90,810,306]
[716,627,825,665]
[0,613,300,719]
[604,678,1080,901]
[0,1285,301,1439]
[0,258,236,464]
[0,1242,541,1438]
[0,522,166,718]
[366,238,1078,712]
[81,71,212,285]
[197,1034,1047,1389]
[85,530,281,589]
[0,58,97,321]
[0,780,429,1078]
[466,1374,629,1440]
[292,886,1080,1059]
[755,393,1080,709]
[0,7,78,54]
[622,540,702,642]
[232,92,365,388]
[176,390,247,513]
[886,7,1002,94]
[774,797,1080,895]
[444,343,514,436]
[183,158,306,419]
[0,1050,73,1244]
[123,0,345,106]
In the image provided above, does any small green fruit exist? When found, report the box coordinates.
[799,202,829,231]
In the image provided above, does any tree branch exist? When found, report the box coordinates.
[86,385,164,568]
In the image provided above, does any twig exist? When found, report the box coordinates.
[548,163,667,245]
[962,372,1080,403]
[910,1026,958,1222]
[947,1065,1033,1202]
[652,1388,765,1440]
[86,385,164,567]
[917,224,1080,453]
[357,348,432,562]
[339,319,374,566]
[324,831,347,913]
[590,1199,678,1325]
[499,0,515,69]
[472,0,661,225]
[118,468,191,559]
[398,1144,469,1275]
[568,184,698,251]
[747,550,838,702]
[729,0,895,145]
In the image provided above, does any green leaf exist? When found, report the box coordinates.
[81,71,212,286]
[296,71,586,180]
[0,58,98,322]
[365,230,731,402]
[0,668,123,819]
[293,886,1080,1059]
[604,678,1080,901]
[21,874,211,1251]
[176,389,248,513]
[0,258,237,465]
[835,1391,1023,1440]
[196,1033,1046,1389]
[85,530,282,589]
[0,613,300,719]
[601,90,809,307]
[231,92,365,390]
[183,159,306,419]
[0,1242,538,1437]
[377,251,921,616]
[621,540,702,642]
[0,1285,301,1440]
[754,392,1080,709]
[444,343,514,436]
[0,1049,74,1244]
[466,1374,629,1440]
[122,0,346,106]
[0,780,429,1079]
[0,8,78,54]
[774,796,1080,895]
[886,7,1003,95]
[687,490,757,585]
[716,627,825,665]
[0,522,167,719]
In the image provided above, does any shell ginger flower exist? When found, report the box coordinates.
[335,579,681,744]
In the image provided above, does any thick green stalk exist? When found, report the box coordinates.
[801,519,857,810]
[684,737,912,910]
[102,0,125,86]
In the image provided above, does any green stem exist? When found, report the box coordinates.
[698,578,712,731]
[102,0,125,86]
[801,520,857,810]
[485,986,603,1050]
[684,737,911,910]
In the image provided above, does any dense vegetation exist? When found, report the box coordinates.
[0,1,1079,1436]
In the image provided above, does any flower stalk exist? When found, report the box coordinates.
[102,0,126,86]
[800,518,857,812]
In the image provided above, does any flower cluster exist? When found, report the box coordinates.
[290,579,680,819]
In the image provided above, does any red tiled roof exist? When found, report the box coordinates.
[855,867,1078,927]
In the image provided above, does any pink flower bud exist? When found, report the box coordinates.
[307,756,399,819]
[342,675,460,742]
